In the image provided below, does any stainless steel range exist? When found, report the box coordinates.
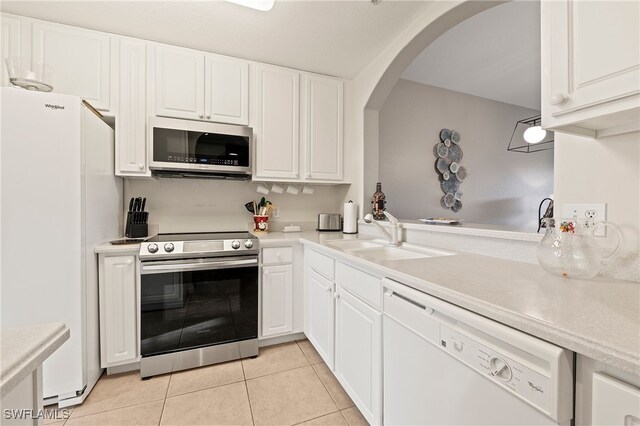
[139,232,259,378]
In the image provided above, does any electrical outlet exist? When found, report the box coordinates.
[272,206,279,218]
[561,203,607,236]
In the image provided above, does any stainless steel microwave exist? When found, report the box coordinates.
[148,117,252,179]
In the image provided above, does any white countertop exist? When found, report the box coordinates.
[1,323,70,397]
[260,232,640,375]
[93,231,639,374]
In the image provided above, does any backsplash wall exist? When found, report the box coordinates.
[378,79,554,231]
[125,179,350,233]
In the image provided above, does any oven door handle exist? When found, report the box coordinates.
[141,258,257,274]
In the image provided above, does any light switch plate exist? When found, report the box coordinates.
[561,203,607,236]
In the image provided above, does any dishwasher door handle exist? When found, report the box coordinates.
[384,289,435,315]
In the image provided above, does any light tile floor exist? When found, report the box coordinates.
[44,340,369,426]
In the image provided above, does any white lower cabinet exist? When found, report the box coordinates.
[304,249,383,424]
[261,264,294,337]
[260,244,303,339]
[305,268,335,369]
[334,287,382,425]
[98,253,139,367]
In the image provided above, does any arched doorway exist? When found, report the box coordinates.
[350,0,508,213]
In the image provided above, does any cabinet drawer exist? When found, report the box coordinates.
[262,247,293,265]
[336,262,381,309]
[306,249,334,280]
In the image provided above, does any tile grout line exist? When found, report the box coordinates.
[241,358,256,426]
[63,397,167,422]
[245,363,312,383]
[291,409,343,426]
[308,361,342,415]
[158,373,173,426]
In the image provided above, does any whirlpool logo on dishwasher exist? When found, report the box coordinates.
[44,103,65,110]
[528,381,544,393]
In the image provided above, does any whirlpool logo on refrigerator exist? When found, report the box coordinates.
[44,103,65,110]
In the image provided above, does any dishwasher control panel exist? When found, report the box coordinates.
[440,325,551,415]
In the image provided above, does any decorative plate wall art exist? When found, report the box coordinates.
[434,129,468,212]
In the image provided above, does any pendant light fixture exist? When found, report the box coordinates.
[508,115,554,153]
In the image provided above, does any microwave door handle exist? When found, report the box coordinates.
[141,258,257,274]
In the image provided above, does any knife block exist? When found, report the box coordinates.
[125,212,148,238]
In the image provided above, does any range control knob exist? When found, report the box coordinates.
[164,243,175,252]
[231,240,241,250]
[147,243,159,254]
[490,357,512,382]
[244,240,254,249]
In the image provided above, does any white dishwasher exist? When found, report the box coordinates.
[382,278,574,426]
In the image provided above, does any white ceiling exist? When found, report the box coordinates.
[1,0,433,78]
[401,0,541,110]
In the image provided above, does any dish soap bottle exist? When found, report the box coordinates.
[371,182,386,220]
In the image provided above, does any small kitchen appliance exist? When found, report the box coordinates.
[317,213,342,231]
[148,116,252,179]
[138,232,259,378]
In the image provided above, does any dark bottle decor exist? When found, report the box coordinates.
[371,182,387,220]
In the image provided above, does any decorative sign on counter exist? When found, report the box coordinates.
[434,129,468,212]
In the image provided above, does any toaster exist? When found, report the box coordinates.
[317,213,342,231]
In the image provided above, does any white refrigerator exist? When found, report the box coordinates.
[0,88,123,406]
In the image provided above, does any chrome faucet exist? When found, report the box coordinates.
[363,212,400,246]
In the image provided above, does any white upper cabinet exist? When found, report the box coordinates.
[115,38,148,177]
[542,0,640,137]
[1,15,21,87]
[254,64,300,180]
[32,22,112,111]
[155,45,205,121]
[302,74,344,181]
[205,54,249,125]
[154,45,249,125]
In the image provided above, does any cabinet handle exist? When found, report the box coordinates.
[206,114,211,119]
[126,259,133,265]
[137,163,144,170]
[550,93,568,106]
[334,292,340,300]
[199,113,204,118]
[325,287,332,293]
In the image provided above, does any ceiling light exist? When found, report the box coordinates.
[225,0,274,11]
[523,126,547,144]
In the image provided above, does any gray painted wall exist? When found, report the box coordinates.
[378,79,553,231]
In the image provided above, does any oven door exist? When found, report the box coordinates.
[139,256,258,358]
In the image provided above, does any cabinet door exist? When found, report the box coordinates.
[99,255,138,367]
[205,54,249,125]
[32,22,112,111]
[155,45,205,120]
[1,15,21,87]
[254,64,300,179]
[542,0,640,136]
[302,75,343,181]
[262,264,293,337]
[115,38,149,177]
[305,269,335,368]
[334,288,382,425]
